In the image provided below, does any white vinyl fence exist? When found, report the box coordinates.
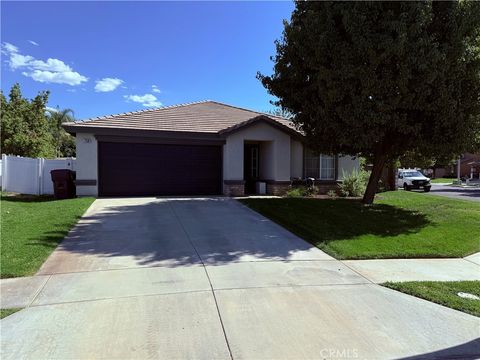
[1,154,76,195]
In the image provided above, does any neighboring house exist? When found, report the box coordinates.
[463,154,480,179]
[431,153,480,179]
[63,101,359,197]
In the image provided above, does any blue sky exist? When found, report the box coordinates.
[1,1,294,119]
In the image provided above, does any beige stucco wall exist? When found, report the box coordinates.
[223,122,292,181]
[338,155,360,180]
[258,141,274,180]
[75,133,98,196]
[75,125,359,197]
[290,140,303,179]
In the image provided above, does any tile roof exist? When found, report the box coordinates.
[63,100,299,135]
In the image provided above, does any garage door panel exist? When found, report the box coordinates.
[98,142,222,196]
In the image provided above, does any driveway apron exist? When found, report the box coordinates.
[1,197,479,359]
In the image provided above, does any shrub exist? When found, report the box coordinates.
[377,178,387,193]
[339,169,369,197]
[286,187,307,197]
[305,185,319,197]
[327,189,338,198]
[286,185,319,197]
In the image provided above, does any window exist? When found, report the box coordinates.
[304,149,336,180]
[304,149,319,178]
[320,155,335,180]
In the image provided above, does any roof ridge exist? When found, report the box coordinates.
[76,100,211,123]
[207,100,290,121]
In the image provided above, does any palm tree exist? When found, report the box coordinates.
[46,107,75,157]
[265,107,294,120]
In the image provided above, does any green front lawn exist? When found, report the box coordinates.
[1,193,94,278]
[0,308,22,319]
[240,191,480,259]
[383,281,480,317]
[431,178,454,184]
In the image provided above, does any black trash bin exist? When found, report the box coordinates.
[50,169,76,199]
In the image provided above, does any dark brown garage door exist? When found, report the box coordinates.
[98,142,222,196]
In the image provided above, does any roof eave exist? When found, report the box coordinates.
[62,124,224,141]
[218,115,304,140]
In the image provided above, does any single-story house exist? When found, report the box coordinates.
[63,100,359,197]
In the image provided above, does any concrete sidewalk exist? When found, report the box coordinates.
[343,254,480,283]
[4,253,478,308]
[1,197,479,359]
[1,276,50,309]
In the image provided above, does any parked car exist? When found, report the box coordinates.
[397,169,431,192]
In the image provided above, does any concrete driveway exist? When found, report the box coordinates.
[1,198,479,359]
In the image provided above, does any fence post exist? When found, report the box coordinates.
[1,154,6,190]
[38,158,44,195]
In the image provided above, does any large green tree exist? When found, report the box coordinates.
[46,107,76,157]
[1,83,55,158]
[259,1,480,204]
[398,151,457,172]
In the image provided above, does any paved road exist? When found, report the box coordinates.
[428,184,480,202]
[1,198,479,359]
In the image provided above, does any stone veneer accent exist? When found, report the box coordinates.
[223,180,339,197]
[266,181,291,196]
[286,181,340,195]
[315,182,340,194]
[223,181,245,197]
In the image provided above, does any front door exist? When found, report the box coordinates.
[244,144,259,194]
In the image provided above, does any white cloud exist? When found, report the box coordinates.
[29,58,72,72]
[28,40,39,46]
[124,93,161,107]
[10,53,34,69]
[151,85,161,93]
[2,42,18,54]
[22,70,87,85]
[1,42,88,86]
[95,77,124,92]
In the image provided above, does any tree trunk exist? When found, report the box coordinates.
[386,160,397,190]
[362,152,388,205]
